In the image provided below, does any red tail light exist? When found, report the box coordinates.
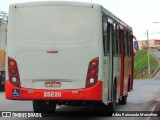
[10,69,17,75]
[86,57,99,88]
[89,69,96,76]
[8,57,21,87]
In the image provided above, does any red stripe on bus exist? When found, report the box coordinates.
[5,80,102,101]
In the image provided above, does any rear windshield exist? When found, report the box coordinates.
[15,6,94,41]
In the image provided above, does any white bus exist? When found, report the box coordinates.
[6,1,136,114]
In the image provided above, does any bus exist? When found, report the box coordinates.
[5,1,137,114]
[0,22,7,91]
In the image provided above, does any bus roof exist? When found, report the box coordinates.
[101,7,132,31]
[10,1,132,31]
[10,1,97,8]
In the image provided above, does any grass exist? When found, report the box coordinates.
[134,50,158,79]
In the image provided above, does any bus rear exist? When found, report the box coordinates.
[6,2,103,112]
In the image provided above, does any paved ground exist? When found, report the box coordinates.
[1,79,160,120]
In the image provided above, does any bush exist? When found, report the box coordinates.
[134,50,158,79]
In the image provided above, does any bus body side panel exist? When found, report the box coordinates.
[123,56,129,95]
[113,56,120,99]
[123,30,130,96]
[130,35,134,90]
[103,56,109,105]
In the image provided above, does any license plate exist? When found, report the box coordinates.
[44,92,61,97]
[45,82,61,88]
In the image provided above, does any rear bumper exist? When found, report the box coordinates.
[5,80,102,101]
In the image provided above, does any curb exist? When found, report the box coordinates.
[147,97,160,120]
[150,53,160,78]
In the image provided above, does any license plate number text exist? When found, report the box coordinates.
[43,92,61,97]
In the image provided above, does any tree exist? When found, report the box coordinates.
[0,11,8,23]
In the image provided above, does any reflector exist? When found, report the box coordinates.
[89,78,95,83]
[11,77,17,83]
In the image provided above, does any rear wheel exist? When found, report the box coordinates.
[33,100,43,113]
[108,83,116,112]
[43,101,56,113]
[93,102,106,115]
[33,100,56,113]
[94,83,117,116]
[119,95,127,105]
[128,77,131,92]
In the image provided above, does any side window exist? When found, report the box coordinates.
[124,30,127,57]
[128,32,131,57]
[113,23,120,56]
[126,30,130,57]
[102,16,108,56]
[119,28,123,55]
[107,22,111,53]
[113,23,117,56]
[117,25,120,56]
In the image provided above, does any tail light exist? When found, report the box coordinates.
[86,57,99,88]
[8,57,21,87]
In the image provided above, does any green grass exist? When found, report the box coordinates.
[134,50,158,79]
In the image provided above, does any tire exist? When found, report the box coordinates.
[93,102,106,115]
[33,100,56,114]
[95,84,117,116]
[128,77,131,92]
[119,95,127,105]
[33,100,43,113]
[43,101,56,113]
[108,83,116,112]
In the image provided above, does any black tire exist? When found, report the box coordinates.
[33,100,43,113]
[33,100,56,114]
[108,83,116,112]
[93,102,106,115]
[95,84,117,116]
[128,77,131,92]
[43,101,56,113]
[119,95,127,105]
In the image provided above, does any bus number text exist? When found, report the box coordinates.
[43,92,61,97]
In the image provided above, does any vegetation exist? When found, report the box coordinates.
[134,50,158,79]
[0,11,8,23]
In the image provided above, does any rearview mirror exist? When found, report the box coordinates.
[134,41,139,51]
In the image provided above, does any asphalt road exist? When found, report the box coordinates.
[0,79,160,120]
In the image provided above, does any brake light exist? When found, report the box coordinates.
[10,69,17,75]
[89,69,96,76]
[8,57,21,87]
[86,57,99,88]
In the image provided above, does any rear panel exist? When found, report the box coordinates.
[7,3,102,90]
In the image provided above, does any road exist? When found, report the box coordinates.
[0,79,160,120]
